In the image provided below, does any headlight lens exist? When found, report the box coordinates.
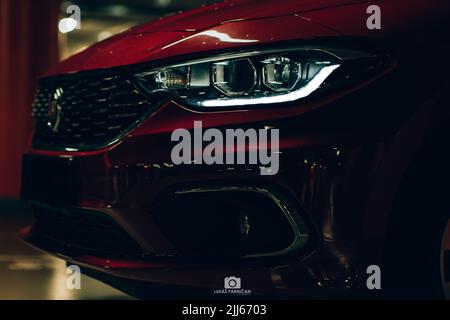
[262,56,302,92]
[134,47,386,108]
[212,58,257,96]
[156,66,190,90]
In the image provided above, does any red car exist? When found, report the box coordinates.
[21,0,450,299]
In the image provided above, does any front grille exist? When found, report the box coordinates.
[32,75,152,150]
[31,205,143,257]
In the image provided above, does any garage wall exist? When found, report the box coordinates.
[0,0,59,197]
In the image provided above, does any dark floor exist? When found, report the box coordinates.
[0,199,132,300]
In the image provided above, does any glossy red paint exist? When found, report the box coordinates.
[128,0,367,33]
[302,0,450,36]
[43,0,450,78]
[43,17,337,76]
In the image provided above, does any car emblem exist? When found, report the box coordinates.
[47,88,63,132]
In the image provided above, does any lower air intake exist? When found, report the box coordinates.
[151,186,309,261]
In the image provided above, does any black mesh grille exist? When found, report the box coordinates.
[31,75,151,150]
[32,205,143,257]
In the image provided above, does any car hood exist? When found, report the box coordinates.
[45,0,375,77]
[57,0,450,77]
[127,0,367,33]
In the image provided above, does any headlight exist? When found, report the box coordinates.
[134,47,387,109]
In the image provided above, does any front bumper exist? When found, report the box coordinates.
[21,97,389,295]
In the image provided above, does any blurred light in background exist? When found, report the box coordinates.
[58,17,78,33]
